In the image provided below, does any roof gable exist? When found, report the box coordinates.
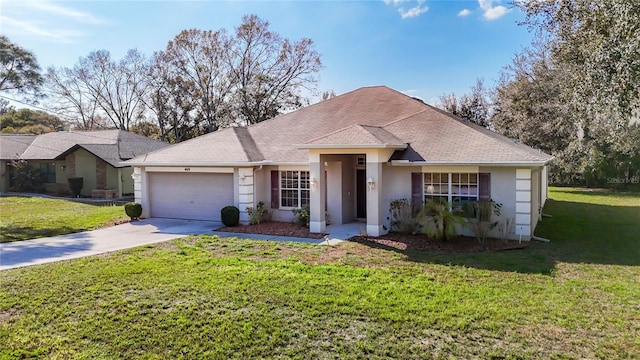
[302,124,406,149]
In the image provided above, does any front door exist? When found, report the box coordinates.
[356,169,366,218]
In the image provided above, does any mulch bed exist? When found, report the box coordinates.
[215,221,529,253]
[349,233,530,253]
[216,221,326,239]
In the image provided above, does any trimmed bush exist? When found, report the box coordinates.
[68,177,83,197]
[221,206,240,227]
[124,202,142,220]
[292,207,310,228]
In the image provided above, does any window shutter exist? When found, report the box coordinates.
[271,170,280,209]
[479,173,491,201]
[411,172,423,215]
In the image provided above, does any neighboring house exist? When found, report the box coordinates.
[1,130,169,198]
[126,86,553,240]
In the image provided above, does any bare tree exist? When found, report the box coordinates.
[45,49,149,131]
[44,66,101,129]
[227,15,322,125]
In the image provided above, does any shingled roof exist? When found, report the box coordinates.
[1,130,168,167]
[127,86,553,166]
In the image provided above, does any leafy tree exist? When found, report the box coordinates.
[517,0,640,122]
[0,36,43,97]
[8,160,42,192]
[0,108,65,134]
[494,1,640,185]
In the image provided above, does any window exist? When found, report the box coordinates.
[423,172,479,211]
[40,163,56,183]
[280,171,310,208]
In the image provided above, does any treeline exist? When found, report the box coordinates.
[1,15,321,143]
[437,0,640,187]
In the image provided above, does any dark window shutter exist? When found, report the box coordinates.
[479,173,491,201]
[271,170,280,209]
[411,172,423,215]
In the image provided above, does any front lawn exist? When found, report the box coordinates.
[0,196,128,242]
[1,187,639,358]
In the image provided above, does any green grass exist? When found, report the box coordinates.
[1,187,639,358]
[0,196,128,242]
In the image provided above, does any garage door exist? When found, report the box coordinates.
[149,172,234,221]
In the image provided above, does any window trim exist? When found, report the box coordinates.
[40,163,56,183]
[423,172,479,211]
[279,170,310,209]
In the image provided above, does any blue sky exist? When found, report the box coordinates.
[1,0,533,105]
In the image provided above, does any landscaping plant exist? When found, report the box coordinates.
[221,206,240,227]
[246,201,272,225]
[124,202,142,221]
[388,198,419,234]
[418,200,466,241]
[464,200,502,246]
[292,207,310,228]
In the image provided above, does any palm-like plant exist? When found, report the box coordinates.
[419,201,466,241]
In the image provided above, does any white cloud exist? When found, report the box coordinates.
[21,1,107,25]
[458,9,472,17]
[384,0,429,19]
[0,16,81,43]
[478,0,510,20]
[399,4,429,19]
[0,0,107,42]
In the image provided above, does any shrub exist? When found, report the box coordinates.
[221,206,240,227]
[388,198,420,234]
[8,160,43,192]
[246,201,272,225]
[68,177,83,197]
[463,200,502,246]
[292,207,310,228]
[124,202,142,220]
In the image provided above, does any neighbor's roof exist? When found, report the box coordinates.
[0,134,36,160]
[127,86,553,166]
[1,130,168,167]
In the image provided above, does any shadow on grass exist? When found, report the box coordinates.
[0,225,78,243]
[351,198,639,274]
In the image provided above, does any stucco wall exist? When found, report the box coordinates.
[120,167,134,195]
[73,148,97,196]
[531,168,541,231]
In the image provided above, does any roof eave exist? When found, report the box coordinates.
[295,144,407,150]
[389,159,554,167]
[123,160,275,167]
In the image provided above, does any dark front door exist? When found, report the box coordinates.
[356,169,366,218]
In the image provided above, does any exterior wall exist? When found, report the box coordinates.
[120,167,134,195]
[515,168,532,239]
[0,161,7,192]
[73,148,97,196]
[531,168,541,231]
[237,167,254,225]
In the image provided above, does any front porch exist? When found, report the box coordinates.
[306,148,400,237]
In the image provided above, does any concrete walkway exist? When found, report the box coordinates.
[0,219,362,271]
[0,218,219,270]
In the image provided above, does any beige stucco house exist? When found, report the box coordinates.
[126,86,553,240]
[1,130,168,198]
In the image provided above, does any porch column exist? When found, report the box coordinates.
[366,160,384,236]
[309,153,326,233]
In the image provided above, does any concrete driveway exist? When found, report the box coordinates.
[0,218,220,270]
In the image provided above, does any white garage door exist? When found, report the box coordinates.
[149,172,234,221]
